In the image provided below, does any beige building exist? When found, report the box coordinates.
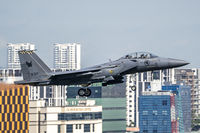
[29,100,102,133]
[172,68,200,117]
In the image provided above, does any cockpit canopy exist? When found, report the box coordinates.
[121,52,158,59]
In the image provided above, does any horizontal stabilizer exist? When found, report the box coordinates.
[14,80,50,86]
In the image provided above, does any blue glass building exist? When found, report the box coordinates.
[139,92,172,133]
[162,85,191,132]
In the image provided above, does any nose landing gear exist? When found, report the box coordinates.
[78,88,91,97]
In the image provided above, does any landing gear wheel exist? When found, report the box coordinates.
[84,88,91,97]
[78,88,92,97]
[78,88,85,97]
[131,86,136,91]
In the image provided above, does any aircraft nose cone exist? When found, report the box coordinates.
[168,58,189,68]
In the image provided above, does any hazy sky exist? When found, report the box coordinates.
[0,0,200,68]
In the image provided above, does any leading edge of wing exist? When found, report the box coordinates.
[50,67,101,78]
[50,65,118,79]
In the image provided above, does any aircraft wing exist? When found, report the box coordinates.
[51,68,99,79]
[50,65,118,80]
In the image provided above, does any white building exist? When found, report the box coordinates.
[29,85,67,107]
[54,43,81,70]
[126,69,173,131]
[29,100,102,133]
[0,68,23,84]
[7,43,35,69]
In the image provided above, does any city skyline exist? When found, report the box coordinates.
[0,42,196,69]
[0,1,199,68]
[0,1,198,132]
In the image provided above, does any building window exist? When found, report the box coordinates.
[58,112,102,120]
[143,120,148,125]
[153,130,157,133]
[142,111,148,115]
[162,120,167,125]
[162,110,167,115]
[44,113,46,120]
[162,100,167,106]
[92,124,95,132]
[152,121,157,125]
[66,124,73,133]
[152,110,158,116]
[20,122,22,129]
[58,125,61,133]
[84,124,90,132]
[75,124,82,129]
[143,130,148,133]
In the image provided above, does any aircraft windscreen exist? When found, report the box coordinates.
[122,52,158,59]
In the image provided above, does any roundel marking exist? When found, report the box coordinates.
[109,70,113,74]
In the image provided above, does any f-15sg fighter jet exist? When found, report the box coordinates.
[15,50,189,97]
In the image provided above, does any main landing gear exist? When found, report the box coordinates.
[78,88,91,97]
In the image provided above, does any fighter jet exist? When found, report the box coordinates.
[14,50,189,96]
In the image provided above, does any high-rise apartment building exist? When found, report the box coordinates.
[7,43,35,69]
[172,68,200,118]
[54,43,81,70]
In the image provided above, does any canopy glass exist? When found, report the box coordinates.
[121,52,158,59]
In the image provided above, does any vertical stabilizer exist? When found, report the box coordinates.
[18,50,52,81]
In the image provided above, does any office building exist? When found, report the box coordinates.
[101,84,126,133]
[7,43,35,69]
[126,69,173,132]
[29,100,102,133]
[0,84,29,133]
[139,91,176,133]
[66,84,127,133]
[138,85,191,133]
[54,43,81,70]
